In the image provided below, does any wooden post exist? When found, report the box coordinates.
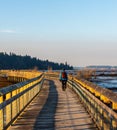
[6,92,11,125]
[0,96,3,130]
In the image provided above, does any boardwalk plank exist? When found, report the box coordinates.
[9,79,98,130]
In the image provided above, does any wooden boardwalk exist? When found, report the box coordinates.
[9,79,98,130]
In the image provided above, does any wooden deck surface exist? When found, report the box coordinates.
[9,79,98,130]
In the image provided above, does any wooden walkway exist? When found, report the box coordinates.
[9,79,98,130]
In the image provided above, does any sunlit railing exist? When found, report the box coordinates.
[45,71,59,79]
[0,70,42,79]
[1,70,117,130]
[0,70,44,130]
[45,72,117,129]
[68,76,117,130]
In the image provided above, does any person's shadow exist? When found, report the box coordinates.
[33,80,58,130]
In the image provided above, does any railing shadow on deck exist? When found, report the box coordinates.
[33,80,58,130]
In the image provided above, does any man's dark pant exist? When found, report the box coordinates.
[62,80,67,91]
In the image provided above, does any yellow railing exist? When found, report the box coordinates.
[71,77,117,110]
[68,76,117,130]
[0,70,42,79]
[1,70,117,130]
[45,71,59,80]
[45,72,117,129]
[0,70,44,130]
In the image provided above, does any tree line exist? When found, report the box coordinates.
[0,52,73,70]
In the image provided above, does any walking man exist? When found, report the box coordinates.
[59,69,68,91]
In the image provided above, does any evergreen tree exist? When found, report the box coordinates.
[0,52,73,70]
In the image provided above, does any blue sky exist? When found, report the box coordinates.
[0,0,117,67]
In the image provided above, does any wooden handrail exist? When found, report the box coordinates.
[0,70,44,130]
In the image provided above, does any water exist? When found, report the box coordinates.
[92,76,117,92]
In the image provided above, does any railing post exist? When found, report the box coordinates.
[0,96,3,130]
[6,92,12,126]
[112,118,117,129]
[16,89,20,115]
[12,90,17,119]
[19,87,23,111]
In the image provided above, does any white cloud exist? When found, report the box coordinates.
[0,29,16,33]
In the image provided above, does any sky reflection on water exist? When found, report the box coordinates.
[93,76,117,91]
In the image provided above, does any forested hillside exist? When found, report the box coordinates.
[0,52,73,70]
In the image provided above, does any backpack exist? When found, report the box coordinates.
[62,72,67,79]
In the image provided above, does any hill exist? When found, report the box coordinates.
[0,52,73,70]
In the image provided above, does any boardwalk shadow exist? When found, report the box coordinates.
[33,79,58,130]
